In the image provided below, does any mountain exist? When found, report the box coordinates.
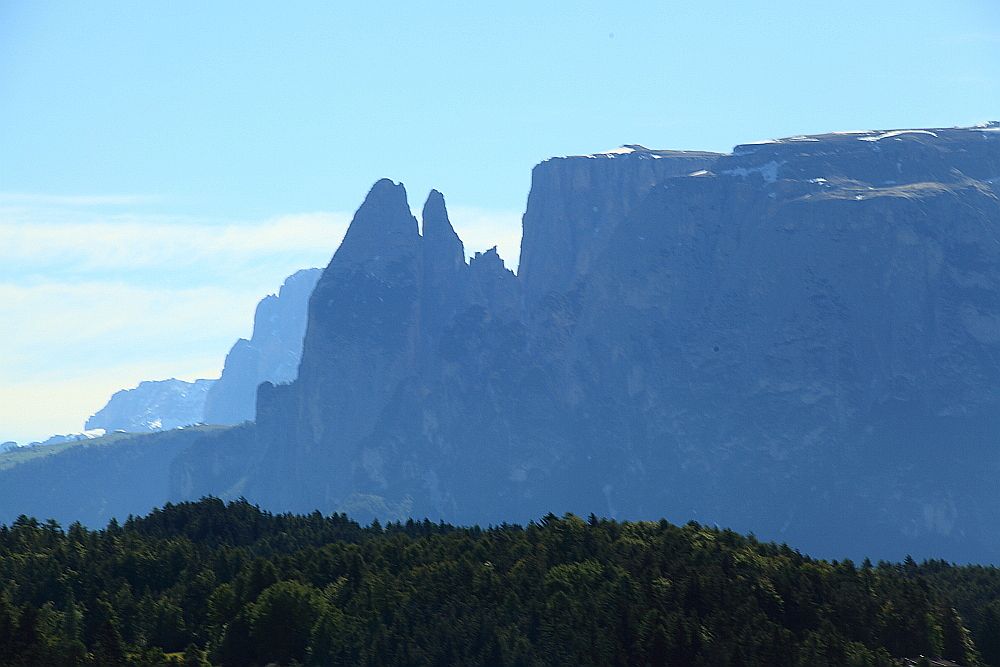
[234,180,524,519]
[83,268,321,434]
[6,124,1000,562]
[203,267,322,424]
[173,124,1000,562]
[85,379,213,432]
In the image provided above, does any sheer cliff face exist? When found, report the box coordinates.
[88,269,320,433]
[562,141,1000,554]
[187,124,1000,561]
[519,147,720,306]
[202,268,321,425]
[292,179,424,486]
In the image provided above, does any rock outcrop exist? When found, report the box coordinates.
[246,180,524,513]
[202,267,321,424]
[518,146,720,306]
[86,379,214,432]
[85,268,321,434]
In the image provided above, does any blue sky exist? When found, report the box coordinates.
[1,1,998,442]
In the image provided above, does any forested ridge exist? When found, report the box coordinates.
[0,498,997,666]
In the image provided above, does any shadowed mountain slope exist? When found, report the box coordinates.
[8,124,1000,562]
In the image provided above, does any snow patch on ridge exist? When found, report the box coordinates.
[587,146,639,157]
[858,130,939,142]
[743,135,820,146]
[574,145,718,160]
[723,160,784,184]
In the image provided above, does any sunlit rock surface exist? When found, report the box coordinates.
[86,379,214,432]
[203,268,321,424]
[85,268,321,433]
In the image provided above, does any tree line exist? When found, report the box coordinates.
[0,497,996,665]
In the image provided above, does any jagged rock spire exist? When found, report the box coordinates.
[469,246,520,317]
[470,246,507,273]
[422,189,466,275]
[332,178,420,268]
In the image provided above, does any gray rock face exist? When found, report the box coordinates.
[519,146,720,307]
[85,269,322,433]
[175,125,1000,561]
[86,379,214,432]
[245,180,522,511]
[85,269,319,434]
[202,268,321,424]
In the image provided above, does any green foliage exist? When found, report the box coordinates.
[244,580,326,665]
[0,498,997,665]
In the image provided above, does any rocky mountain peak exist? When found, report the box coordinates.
[203,268,321,425]
[86,378,214,432]
[332,178,419,268]
[421,189,465,275]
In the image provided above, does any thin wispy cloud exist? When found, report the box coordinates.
[0,200,353,441]
[0,209,352,285]
[0,196,522,442]
[0,204,522,279]
[0,197,523,284]
[0,281,255,376]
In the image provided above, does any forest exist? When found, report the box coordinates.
[0,497,998,666]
